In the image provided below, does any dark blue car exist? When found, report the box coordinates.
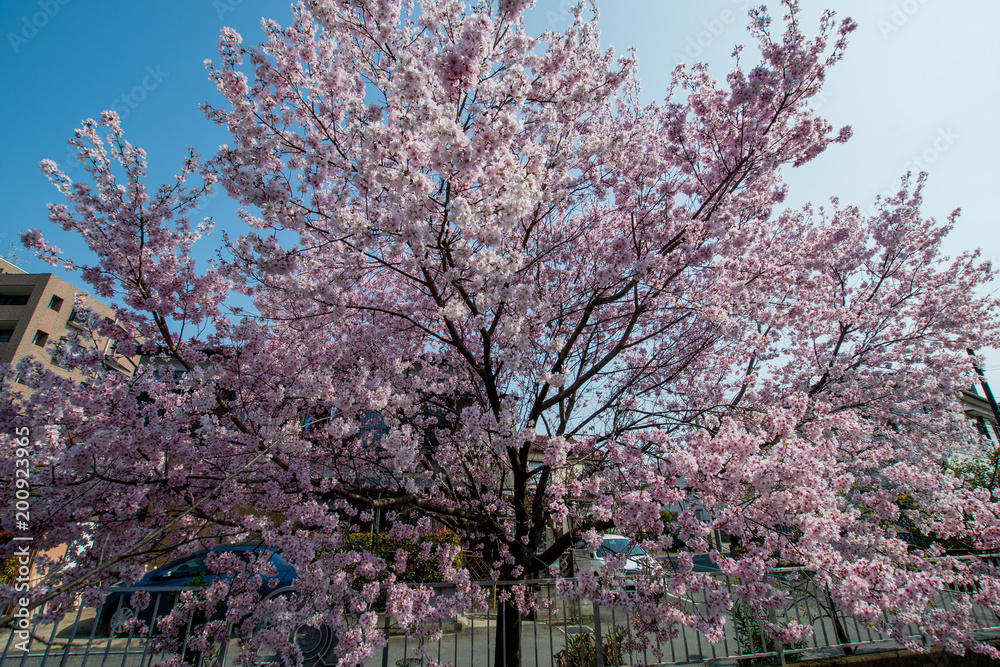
[98,544,338,663]
[98,543,342,664]
[98,544,295,636]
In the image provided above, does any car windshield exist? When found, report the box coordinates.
[597,539,645,558]
[157,547,282,581]
[160,554,210,579]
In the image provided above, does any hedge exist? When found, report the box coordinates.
[341,529,462,583]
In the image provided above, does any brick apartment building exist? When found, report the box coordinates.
[0,256,140,584]
[0,257,135,383]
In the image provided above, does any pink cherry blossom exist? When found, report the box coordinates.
[3,1,1000,665]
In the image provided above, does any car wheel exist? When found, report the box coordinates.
[292,623,338,666]
[254,591,338,666]
[102,605,136,636]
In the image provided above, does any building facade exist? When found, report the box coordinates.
[0,258,135,383]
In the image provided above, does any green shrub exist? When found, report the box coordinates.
[554,626,628,667]
[0,532,17,585]
[342,529,462,583]
[733,600,805,666]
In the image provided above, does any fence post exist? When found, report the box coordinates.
[214,622,231,667]
[381,613,391,667]
[768,607,786,666]
[592,599,604,667]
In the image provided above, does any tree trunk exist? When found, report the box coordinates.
[494,597,522,667]
[823,587,854,656]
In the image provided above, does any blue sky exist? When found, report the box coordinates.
[2,0,999,374]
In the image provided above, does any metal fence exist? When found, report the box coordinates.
[2,571,998,667]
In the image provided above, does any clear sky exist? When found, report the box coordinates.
[2,0,999,375]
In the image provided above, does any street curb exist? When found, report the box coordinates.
[376,613,471,636]
[789,639,1000,667]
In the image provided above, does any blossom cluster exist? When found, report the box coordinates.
[2,0,999,664]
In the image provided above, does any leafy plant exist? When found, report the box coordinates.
[342,528,462,583]
[0,532,17,585]
[733,600,805,666]
[894,492,980,554]
[335,529,463,612]
[554,625,628,667]
[949,447,1000,492]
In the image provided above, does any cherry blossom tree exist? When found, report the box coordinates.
[4,0,1000,665]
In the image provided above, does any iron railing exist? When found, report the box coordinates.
[1,569,998,667]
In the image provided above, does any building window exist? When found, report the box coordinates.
[32,330,48,347]
[67,309,91,329]
[51,337,70,368]
[48,295,64,311]
[0,294,29,306]
[358,410,390,444]
[974,416,997,443]
[0,329,12,343]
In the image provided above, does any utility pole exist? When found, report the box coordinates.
[967,349,1000,490]
[967,349,1000,438]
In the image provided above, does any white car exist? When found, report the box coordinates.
[572,534,656,581]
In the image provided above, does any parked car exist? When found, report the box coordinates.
[661,552,722,573]
[98,544,297,636]
[98,543,337,664]
[571,534,658,582]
